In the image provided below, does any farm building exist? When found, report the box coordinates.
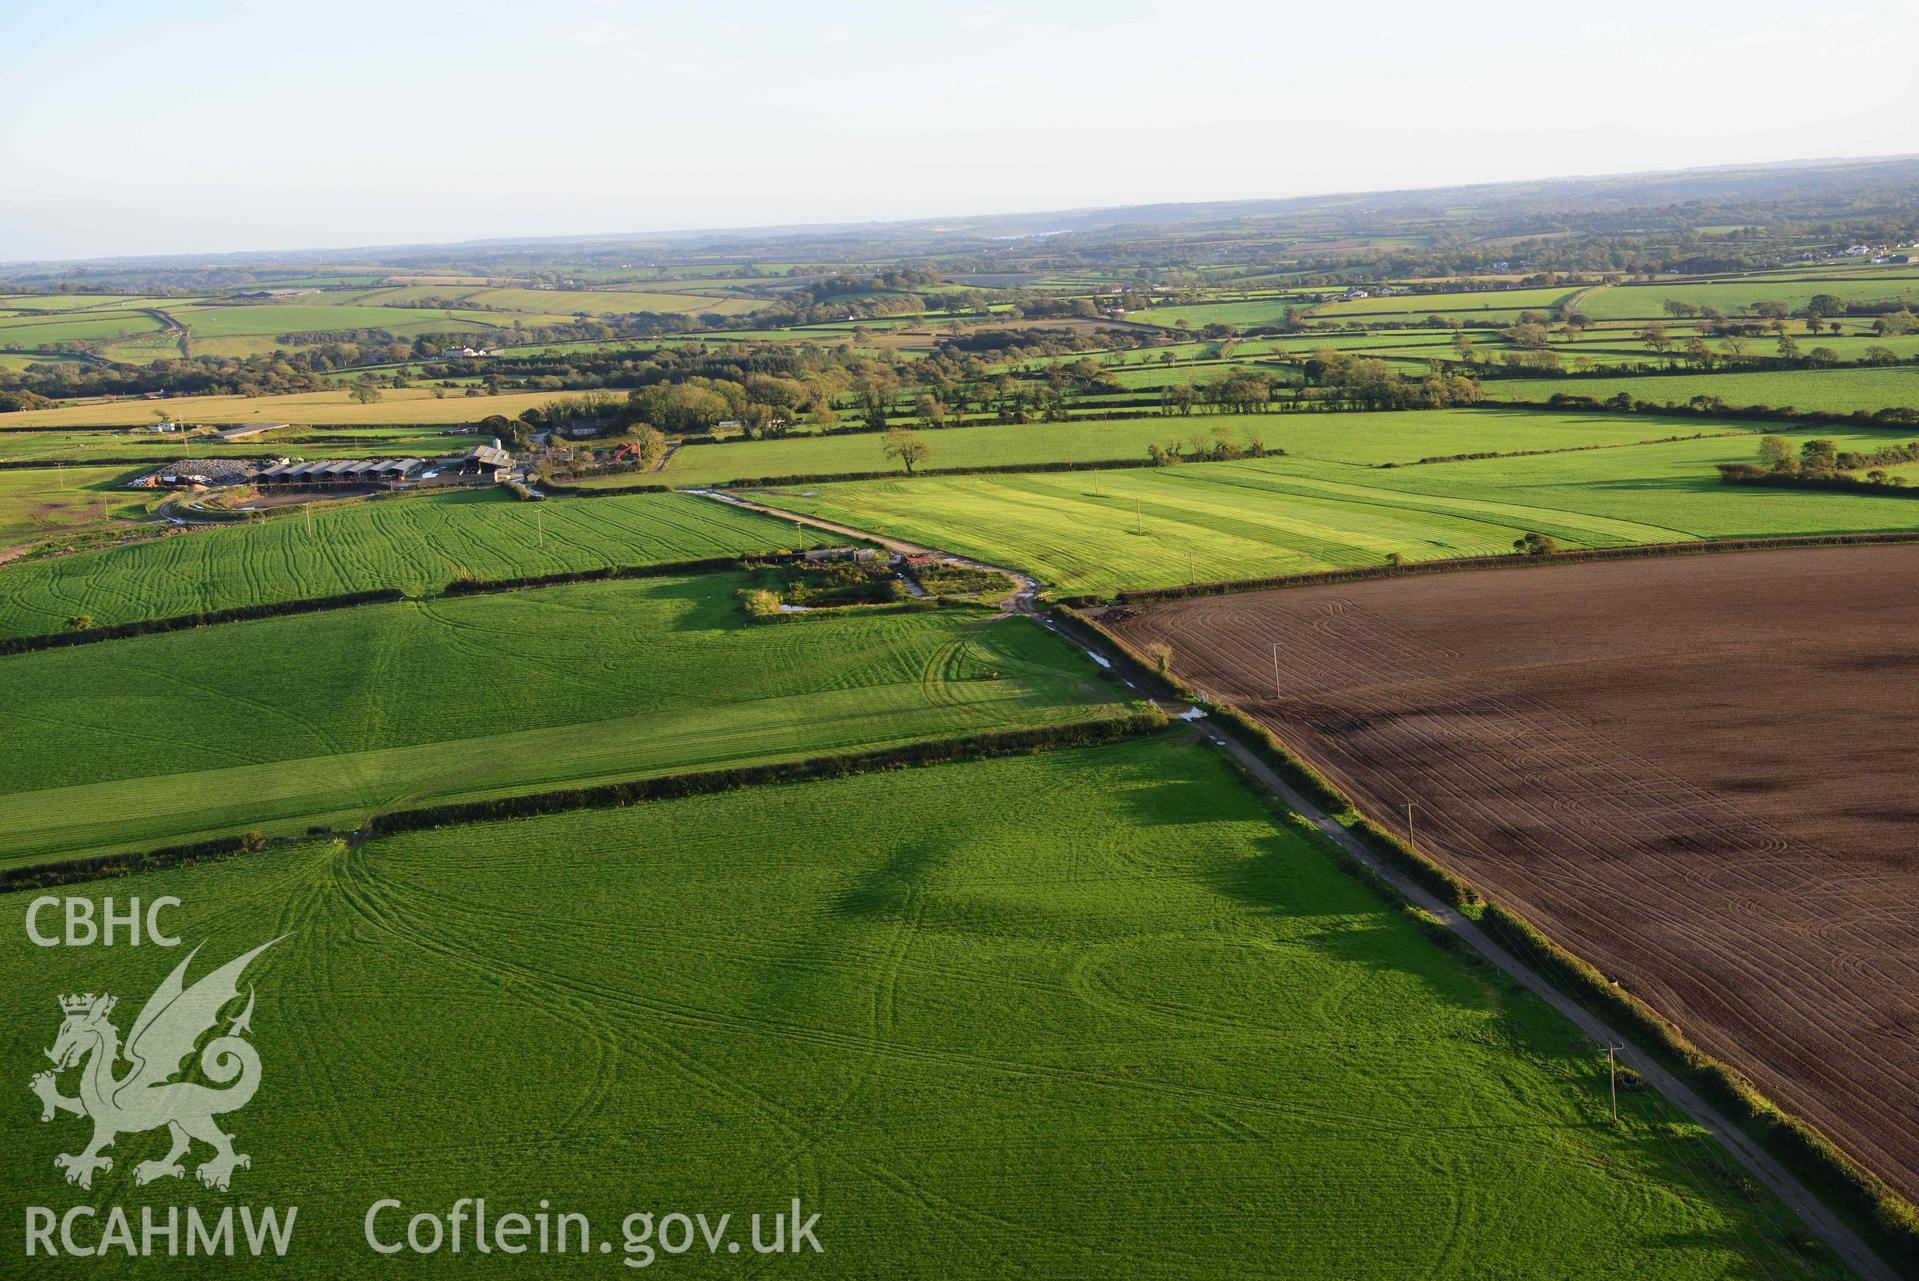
[213,423,287,441]
[439,443,512,482]
[254,443,513,491]
[255,458,425,490]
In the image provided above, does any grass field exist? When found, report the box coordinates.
[169,303,515,339]
[0,488,794,637]
[1580,277,1919,320]
[0,425,477,463]
[763,427,1919,595]
[0,737,1842,1277]
[1485,364,1919,414]
[0,386,621,428]
[462,286,764,315]
[655,410,1739,484]
[1309,285,1580,319]
[0,313,168,347]
[0,575,1127,866]
[0,294,183,312]
[0,465,151,550]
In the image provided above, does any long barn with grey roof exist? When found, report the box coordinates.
[254,444,511,491]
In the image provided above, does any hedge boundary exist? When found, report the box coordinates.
[1718,465,1919,498]
[0,830,280,893]
[0,588,408,656]
[0,457,165,471]
[1112,530,1919,606]
[362,712,1168,837]
[0,553,849,656]
[1053,602,1919,1272]
[1490,390,1919,431]
[1478,904,1919,1272]
[0,712,1169,892]
[544,455,1165,497]
[1053,603,1483,913]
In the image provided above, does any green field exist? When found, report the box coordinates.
[1125,298,1307,330]
[0,285,773,362]
[764,427,1919,595]
[1580,276,1919,320]
[0,313,168,347]
[0,465,152,549]
[170,303,517,339]
[654,410,1737,485]
[0,294,183,312]
[0,386,620,428]
[463,286,764,316]
[1485,365,1919,414]
[0,575,1126,866]
[1309,285,1579,319]
[0,488,794,637]
[0,425,476,463]
[0,737,1840,1278]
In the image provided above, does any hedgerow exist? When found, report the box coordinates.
[364,713,1169,835]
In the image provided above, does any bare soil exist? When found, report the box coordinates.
[1110,544,1919,1202]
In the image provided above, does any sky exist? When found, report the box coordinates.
[2,0,1916,262]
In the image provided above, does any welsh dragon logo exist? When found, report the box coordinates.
[31,939,281,1192]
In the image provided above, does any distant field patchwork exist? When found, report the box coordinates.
[655,409,1743,484]
[762,428,1919,595]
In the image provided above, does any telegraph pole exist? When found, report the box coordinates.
[1271,642,1281,699]
[1406,801,1416,847]
[537,508,544,548]
[1135,496,1143,535]
[1606,1043,1624,1124]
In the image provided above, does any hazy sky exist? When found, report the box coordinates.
[3,0,1915,261]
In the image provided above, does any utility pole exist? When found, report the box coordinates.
[1135,496,1143,536]
[1271,642,1281,699]
[305,502,313,538]
[537,508,544,548]
[1606,1043,1624,1124]
[1406,801,1416,847]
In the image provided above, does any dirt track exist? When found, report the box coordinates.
[1110,543,1919,1205]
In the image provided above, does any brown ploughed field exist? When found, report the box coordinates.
[1109,544,1919,1202]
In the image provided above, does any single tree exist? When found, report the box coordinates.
[882,428,931,475]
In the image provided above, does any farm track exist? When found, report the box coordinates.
[712,488,1904,1281]
[1109,546,1919,1235]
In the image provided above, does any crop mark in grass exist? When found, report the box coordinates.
[0,738,1856,1275]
